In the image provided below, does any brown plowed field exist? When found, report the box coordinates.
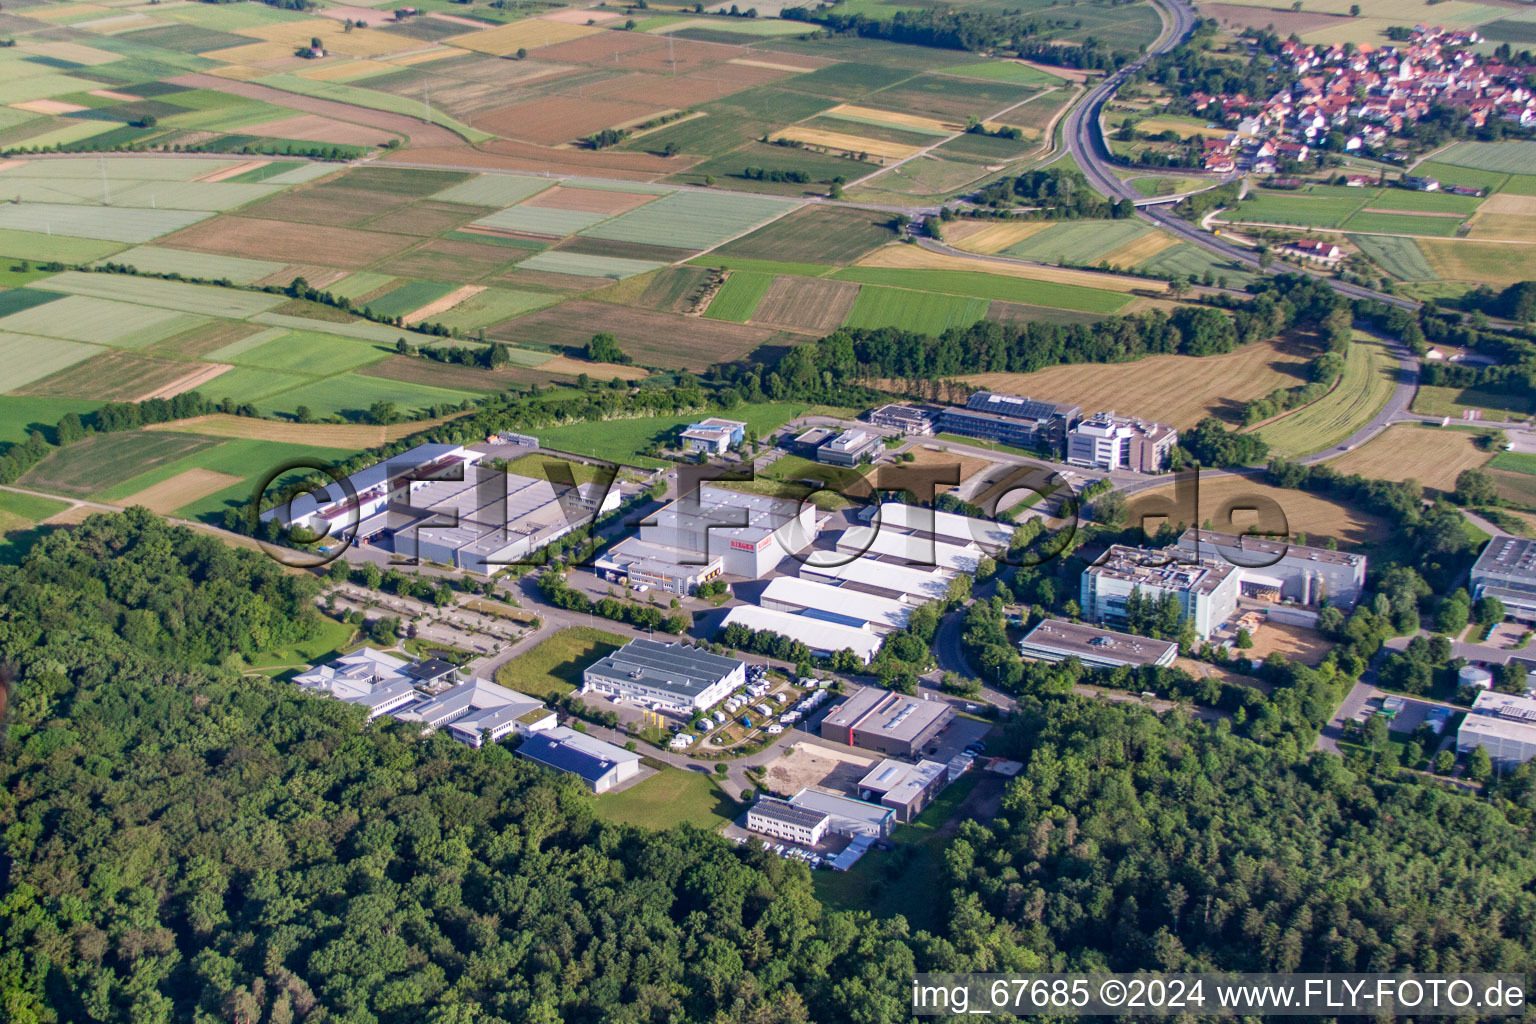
[15,350,204,401]
[357,354,566,391]
[118,468,243,514]
[167,72,465,148]
[360,200,485,237]
[384,140,681,179]
[239,114,395,147]
[493,299,773,370]
[374,237,530,281]
[472,95,669,145]
[161,217,418,268]
[749,276,860,334]
[521,186,656,214]
[146,320,266,358]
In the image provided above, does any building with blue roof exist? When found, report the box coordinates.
[516,726,642,793]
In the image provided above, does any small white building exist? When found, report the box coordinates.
[747,796,830,845]
[516,726,642,793]
[720,604,883,663]
[291,648,425,720]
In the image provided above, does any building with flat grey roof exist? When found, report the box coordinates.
[581,638,745,713]
[593,536,724,596]
[788,787,894,838]
[820,687,954,758]
[938,392,1080,454]
[402,678,555,748]
[516,726,642,793]
[868,403,936,436]
[291,648,425,720]
[799,554,956,606]
[747,796,830,845]
[1067,411,1177,473]
[1082,545,1242,639]
[1019,619,1178,669]
[640,485,820,579]
[816,428,883,467]
[1471,536,1536,623]
[1457,689,1536,766]
[856,758,947,822]
[1176,528,1366,609]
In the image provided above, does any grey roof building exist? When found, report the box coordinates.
[788,787,895,838]
[1177,528,1367,609]
[1471,536,1536,622]
[1019,618,1179,669]
[581,638,746,713]
[856,758,947,822]
[820,687,954,758]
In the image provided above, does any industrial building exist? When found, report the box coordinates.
[1457,690,1536,766]
[259,442,620,574]
[1066,412,1178,473]
[760,577,913,633]
[799,554,956,606]
[1018,619,1179,669]
[820,687,955,758]
[788,787,895,838]
[868,403,937,436]
[638,486,821,579]
[1081,545,1242,639]
[680,417,747,455]
[593,537,724,596]
[403,678,556,747]
[1176,529,1367,609]
[516,726,642,793]
[720,604,883,663]
[856,502,1015,555]
[747,796,830,845]
[836,527,981,574]
[1471,536,1536,622]
[814,428,883,467]
[856,758,947,822]
[291,648,426,720]
[581,639,745,714]
[935,392,1080,454]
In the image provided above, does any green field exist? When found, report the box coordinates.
[674,144,880,195]
[938,61,1062,86]
[0,294,203,348]
[34,271,287,318]
[1340,211,1465,237]
[830,266,1130,314]
[690,257,836,277]
[1255,338,1398,458]
[596,767,741,830]
[1490,452,1536,477]
[1136,243,1257,286]
[362,280,460,320]
[1350,234,1435,281]
[0,229,127,263]
[518,251,664,279]
[842,286,989,335]
[0,333,104,393]
[1414,385,1533,420]
[1433,140,1536,174]
[230,331,389,376]
[20,430,221,498]
[101,245,286,284]
[1410,162,1508,194]
[473,205,611,237]
[254,371,481,421]
[0,202,210,243]
[713,205,897,265]
[1219,189,1368,228]
[0,488,69,564]
[1000,219,1151,265]
[494,626,628,700]
[580,191,799,251]
[430,288,557,330]
[537,402,822,465]
[0,395,103,445]
[430,173,553,207]
[704,271,774,322]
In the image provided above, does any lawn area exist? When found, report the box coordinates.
[1219,186,1370,228]
[536,402,825,466]
[704,271,774,322]
[842,285,989,336]
[245,615,358,674]
[494,626,628,700]
[1254,336,1397,458]
[1413,384,1533,421]
[813,772,983,931]
[595,767,741,830]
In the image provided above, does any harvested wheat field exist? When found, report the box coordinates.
[238,114,395,148]
[903,443,994,492]
[118,469,244,515]
[402,284,484,326]
[857,243,1169,293]
[161,217,415,268]
[944,219,1055,254]
[829,104,958,135]
[474,95,668,145]
[538,354,648,380]
[1102,230,1179,267]
[136,362,231,402]
[750,276,860,334]
[449,18,602,56]
[143,413,461,447]
[773,127,920,161]
[521,186,657,215]
[963,333,1316,429]
[1326,424,1490,494]
[1127,473,1389,549]
[1467,212,1536,241]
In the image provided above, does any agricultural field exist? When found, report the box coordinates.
[1254,336,1398,459]
[963,333,1318,430]
[1328,425,1492,495]
[1349,234,1435,282]
[842,286,990,336]
[713,206,898,265]
[998,219,1152,265]
[1127,473,1390,550]
[831,266,1132,314]
[704,271,775,323]
[1413,385,1533,421]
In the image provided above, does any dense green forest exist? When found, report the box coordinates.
[5,511,1536,1023]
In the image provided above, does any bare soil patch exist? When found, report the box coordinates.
[750,276,860,334]
[136,362,231,402]
[763,741,874,797]
[239,114,395,147]
[161,216,417,268]
[118,468,243,514]
[522,185,657,215]
[493,299,774,370]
